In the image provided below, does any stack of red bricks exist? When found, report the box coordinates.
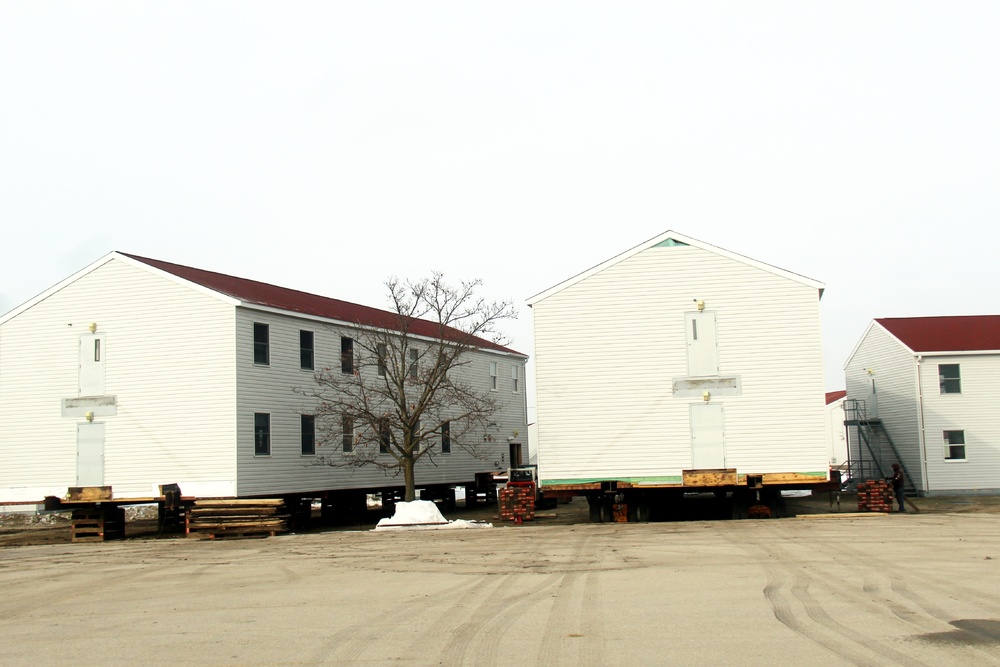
[498,486,535,522]
[857,479,894,513]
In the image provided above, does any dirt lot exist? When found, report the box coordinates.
[1,494,999,666]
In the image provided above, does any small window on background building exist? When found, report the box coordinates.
[379,419,391,454]
[300,330,314,370]
[944,430,966,460]
[377,343,387,377]
[253,323,269,365]
[409,348,419,380]
[441,421,451,454]
[254,413,270,455]
[342,416,354,453]
[511,365,519,392]
[939,364,961,394]
[341,337,354,374]
[300,414,315,456]
[490,361,498,390]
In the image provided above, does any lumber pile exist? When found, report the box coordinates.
[72,506,125,542]
[857,480,894,513]
[499,486,535,523]
[185,499,290,539]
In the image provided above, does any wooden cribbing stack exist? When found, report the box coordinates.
[498,486,535,523]
[857,479,894,513]
[185,499,290,539]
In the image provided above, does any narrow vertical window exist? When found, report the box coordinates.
[409,348,419,380]
[939,364,961,394]
[511,365,519,393]
[379,419,391,454]
[377,343,387,377]
[441,421,451,454]
[300,414,316,456]
[691,319,698,341]
[253,323,269,365]
[341,416,354,453]
[94,339,101,362]
[490,361,498,390]
[341,337,354,374]
[254,413,271,455]
[300,330,314,370]
[944,430,966,460]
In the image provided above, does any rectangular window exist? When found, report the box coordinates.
[379,419,391,454]
[300,330,314,370]
[490,361,498,390]
[409,348,418,380]
[300,414,316,456]
[94,339,101,362]
[342,415,354,453]
[441,421,451,454]
[254,413,270,456]
[341,337,354,374]
[939,364,961,394]
[377,343,387,377]
[511,365,519,393]
[944,430,966,460]
[253,323,269,365]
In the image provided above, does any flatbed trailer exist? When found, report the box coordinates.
[541,469,839,522]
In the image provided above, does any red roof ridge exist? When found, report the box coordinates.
[876,315,1000,353]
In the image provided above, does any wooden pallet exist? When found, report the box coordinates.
[72,506,125,542]
[185,500,290,540]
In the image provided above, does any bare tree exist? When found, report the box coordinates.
[299,272,517,501]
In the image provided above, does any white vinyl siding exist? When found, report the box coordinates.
[0,259,237,501]
[532,243,827,483]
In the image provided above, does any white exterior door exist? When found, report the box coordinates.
[685,312,718,377]
[77,422,105,486]
[690,403,725,469]
[79,333,106,396]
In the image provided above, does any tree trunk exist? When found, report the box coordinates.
[403,455,416,502]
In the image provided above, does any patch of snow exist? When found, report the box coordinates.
[374,500,491,531]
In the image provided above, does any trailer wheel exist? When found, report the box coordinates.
[598,501,613,523]
[588,497,601,523]
[633,503,651,522]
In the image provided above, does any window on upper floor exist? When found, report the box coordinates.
[441,421,451,454]
[341,337,354,374]
[342,415,354,453]
[944,430,966,461]
[511,365,519,393]
[300,414,316,456]
[939,364,961,394]
[377,343,388,377]
[409,348,419,380]
[300,330,314,370]
[254,413,271,456]
[489,361,498,391]
[253,323,269,366]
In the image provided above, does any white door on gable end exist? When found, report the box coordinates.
[685,312,719,377]
[690,403,725,469]
[79,333,106,396]
[77,422,105,487]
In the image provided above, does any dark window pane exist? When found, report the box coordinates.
[379,420,391,454]
[254,323,269,365]
[441,421,451,454]
[301,414,315,456]
[341,337,354,374]
[254,413,270,455]
[342,416,353,453]
[300,330,314,370]
[939,364,961,394]
[377,343,387,377]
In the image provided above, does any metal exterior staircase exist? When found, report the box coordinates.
[843,399,918,496]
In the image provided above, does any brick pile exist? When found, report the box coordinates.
[857,479,894,513]
[499,486,535,522]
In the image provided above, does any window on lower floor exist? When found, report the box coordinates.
[944,430,966,460]
[379,419,391,454]
[939,364,961,394]
[441,421,451,454]
[254,413,270,456]
[300,414,315,456]
[342,416,354,453]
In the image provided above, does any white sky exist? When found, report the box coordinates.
[3,3,1000,419]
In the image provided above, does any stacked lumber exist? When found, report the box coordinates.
[72,506,125,542]
[499,486,535,523]
[747,504,771,519]
[857,480,894,513]
[186,499,290,539]
[612,503,629,522]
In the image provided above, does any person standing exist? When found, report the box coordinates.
[891,463,906,513]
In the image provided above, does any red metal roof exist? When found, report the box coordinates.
[122,253,523,355]
[825,390,846,404]
[876,316,1000,353]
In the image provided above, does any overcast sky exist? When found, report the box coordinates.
[3,3,999,417]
